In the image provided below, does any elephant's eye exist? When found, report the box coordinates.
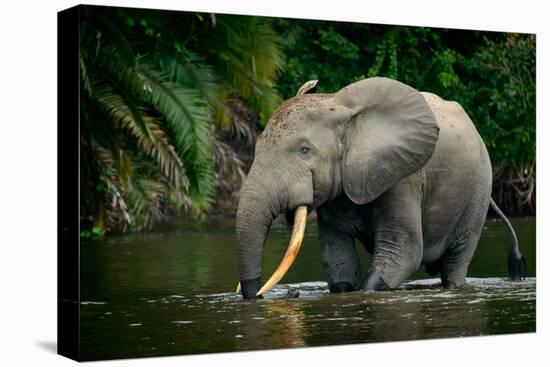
[299,146,311,155]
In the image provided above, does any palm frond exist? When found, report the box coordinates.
[89,49,214,202]
[159,49,221,110]
[209,16,285,124]
[79,8,287,232]
[155,49,234,130]
[125,176,170,231]
[225,97,258,148]
[93,145,132,232]
[88,71,189,190]
[213,140,246,197]
[136,58,215,203]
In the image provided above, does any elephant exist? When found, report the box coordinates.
[235,77,526,300]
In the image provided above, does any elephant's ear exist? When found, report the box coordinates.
[336,77,439,204]
[296,80,318,96]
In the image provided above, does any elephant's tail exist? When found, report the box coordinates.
[490,198,526,281]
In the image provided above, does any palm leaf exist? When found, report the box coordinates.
[93,144,132,231]
[88,71,189,190]
[79,8,288,232]
[125,176,170,231]
[135,57,215,204]
[208,15,285,124]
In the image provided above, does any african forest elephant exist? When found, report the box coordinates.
[235,77,526,300]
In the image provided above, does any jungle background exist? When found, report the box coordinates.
[79,6,536,236]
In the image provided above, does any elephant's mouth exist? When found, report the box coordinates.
[236,205,308,297]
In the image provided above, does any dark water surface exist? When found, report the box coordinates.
[80,217,536,361]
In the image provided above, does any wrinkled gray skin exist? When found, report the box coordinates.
[236,77,513,299]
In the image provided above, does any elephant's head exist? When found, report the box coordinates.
[236,77,439,299]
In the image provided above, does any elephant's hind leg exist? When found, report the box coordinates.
[440,196,490,288]
[318,217,362,293]
[440,232,480,288]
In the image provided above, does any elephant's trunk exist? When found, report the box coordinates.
[235,164,308,299]
[235,173,280,299]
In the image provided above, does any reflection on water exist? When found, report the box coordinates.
[79,217,535,361]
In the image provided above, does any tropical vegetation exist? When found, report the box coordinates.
[79,6,535,236]
[274,21,535,216]
[79,6,283,235]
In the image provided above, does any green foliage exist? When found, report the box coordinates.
[456,35,536,166]
[204,15,285,124]
[276,22,534,165]
[274,21,535,214]
[318,26,360,61]
[80,6,284,233]
[81,7,535,231]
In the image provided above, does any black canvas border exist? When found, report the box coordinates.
[57,5,81,362]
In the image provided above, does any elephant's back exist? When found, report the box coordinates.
[419,92,492,262]
[422,92,490,165]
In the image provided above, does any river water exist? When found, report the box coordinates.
[79,217,536,361]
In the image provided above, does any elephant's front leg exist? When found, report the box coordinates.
[363,229,423,290]
[318,217,362,293]
[362,182,424,291]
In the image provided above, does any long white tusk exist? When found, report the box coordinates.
[256,206,308,296]
[235,282,241,293]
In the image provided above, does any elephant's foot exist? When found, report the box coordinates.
[442,279,458,289]
[329,281,355,293]
[361,271,391,291]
